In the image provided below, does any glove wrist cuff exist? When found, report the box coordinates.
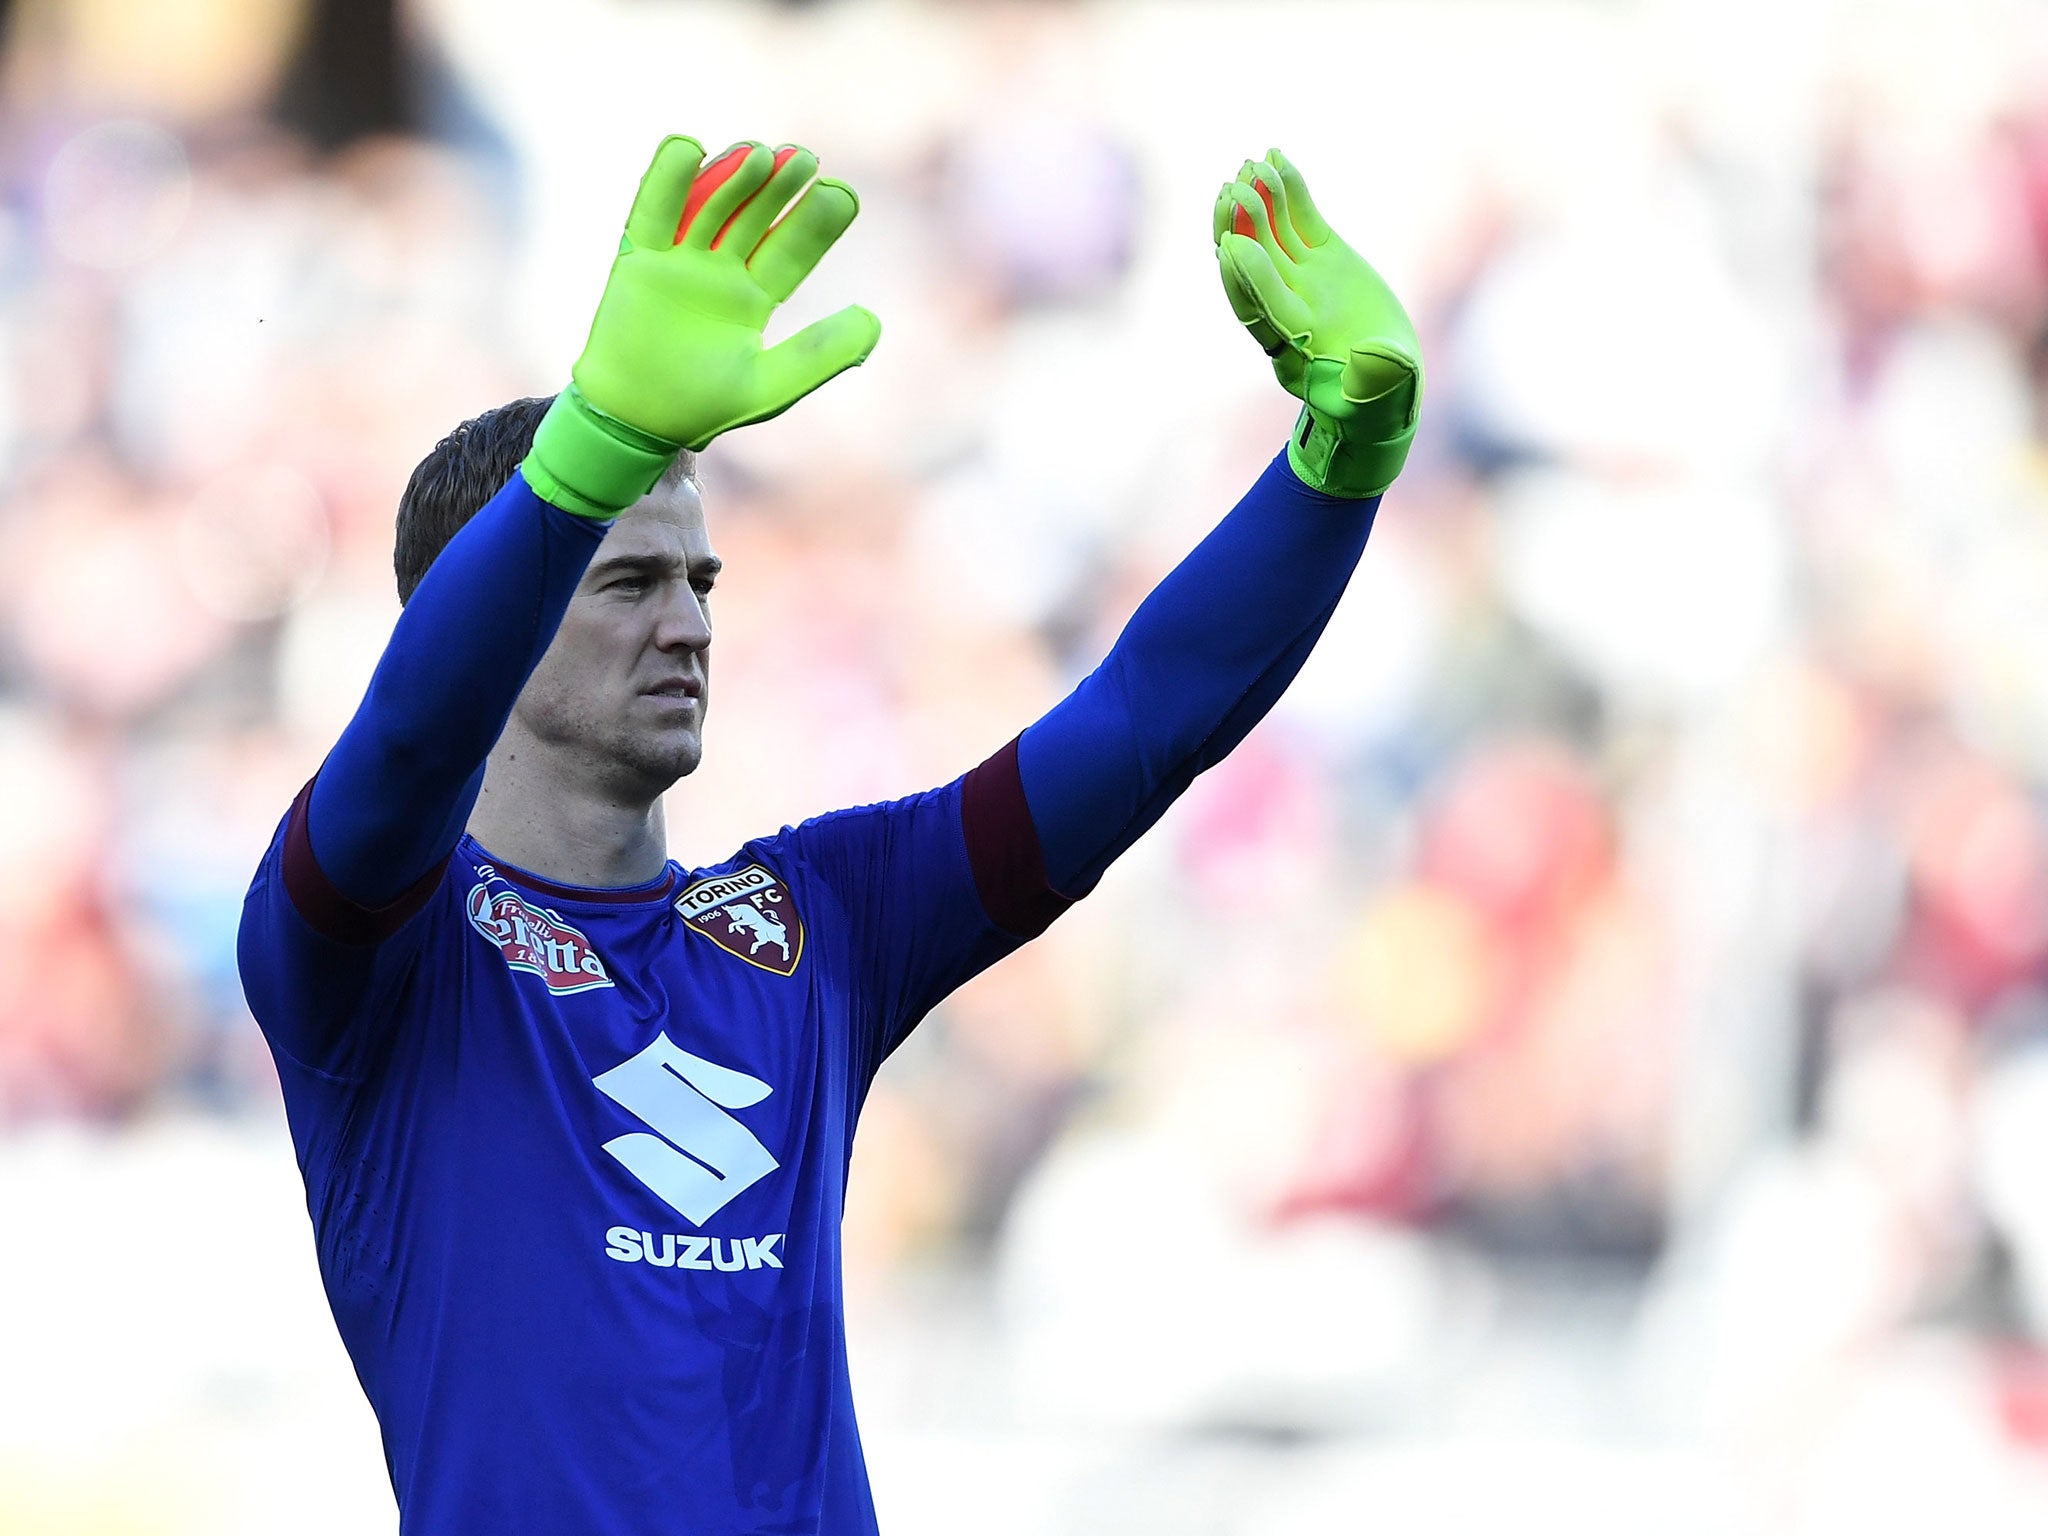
[1287,404,1413,499]
[1286,348,1419,499]
[521,384,681,520]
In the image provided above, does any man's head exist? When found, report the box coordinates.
[394,396,699,606]
[396,398,716,805]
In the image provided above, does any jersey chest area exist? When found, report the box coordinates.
[455,855,821,1046]
[430,858,853,1246]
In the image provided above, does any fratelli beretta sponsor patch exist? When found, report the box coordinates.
[465,873,616,995]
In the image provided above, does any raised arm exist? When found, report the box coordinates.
[303,137,881,913]
[993,150,1423,907]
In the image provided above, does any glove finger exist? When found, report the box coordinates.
[624,135,706,250]
[748,176,860,303]
[1220,231,1312,343]
[673,143,750,244]
[1267,148,1333,246]
[1212,182,1238,246]
[751,304,882,420]
[1247,157,1309,262]
[1226,176,1290,272]
[677,142,776,250]
[1216,242,1284,352]
[1223,174,1275,244]
[717,145,817,253]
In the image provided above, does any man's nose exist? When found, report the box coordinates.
[654,586,711,650]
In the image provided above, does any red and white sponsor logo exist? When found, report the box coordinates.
[466,881,615,995]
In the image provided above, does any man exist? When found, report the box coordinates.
[238,134,1420,1534]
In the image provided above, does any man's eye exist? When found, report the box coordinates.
[692,581,716,599]
[610,577,649,595]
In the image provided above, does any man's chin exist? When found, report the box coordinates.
[602,731,702,801]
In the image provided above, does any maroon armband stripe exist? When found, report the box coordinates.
[282,777,450,946]
[960,736,1072,940]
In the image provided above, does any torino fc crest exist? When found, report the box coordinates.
[674,865,804,977]
[465,879,615,995]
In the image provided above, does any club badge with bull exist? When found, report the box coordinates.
[674,865,804,977]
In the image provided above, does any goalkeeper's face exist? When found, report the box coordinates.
[512,475,718,803]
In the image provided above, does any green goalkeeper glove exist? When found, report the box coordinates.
[1214,149,1421,499]
[523,136,881,518]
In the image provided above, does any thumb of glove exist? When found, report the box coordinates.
[1337,345,1421,443]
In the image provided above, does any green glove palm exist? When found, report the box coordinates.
[524,136,881,518]
[1214,150,1421,499]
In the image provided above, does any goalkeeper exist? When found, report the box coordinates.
[238,134,1419,1535]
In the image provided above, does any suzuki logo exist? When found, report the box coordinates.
[592,1034,778,1224]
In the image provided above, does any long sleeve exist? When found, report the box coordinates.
[1013,448,1380,899]
[304,470,609,917]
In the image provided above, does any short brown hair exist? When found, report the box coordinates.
[393,395,698,604]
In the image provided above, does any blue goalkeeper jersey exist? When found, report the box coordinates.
[240,763,1040,1536]
[237,450,1379,1534]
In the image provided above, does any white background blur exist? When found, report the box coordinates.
[6,0,2048,1531]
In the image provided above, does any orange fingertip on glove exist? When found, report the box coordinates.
[679,145,802,248]
[1231,178,1277,240]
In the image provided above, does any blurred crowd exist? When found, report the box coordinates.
[7,0,2048,1528]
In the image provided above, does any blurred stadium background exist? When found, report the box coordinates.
[4,0,2048,1530]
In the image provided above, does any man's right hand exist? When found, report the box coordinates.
[523,136,881,518]
[1214,149,1420,500]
